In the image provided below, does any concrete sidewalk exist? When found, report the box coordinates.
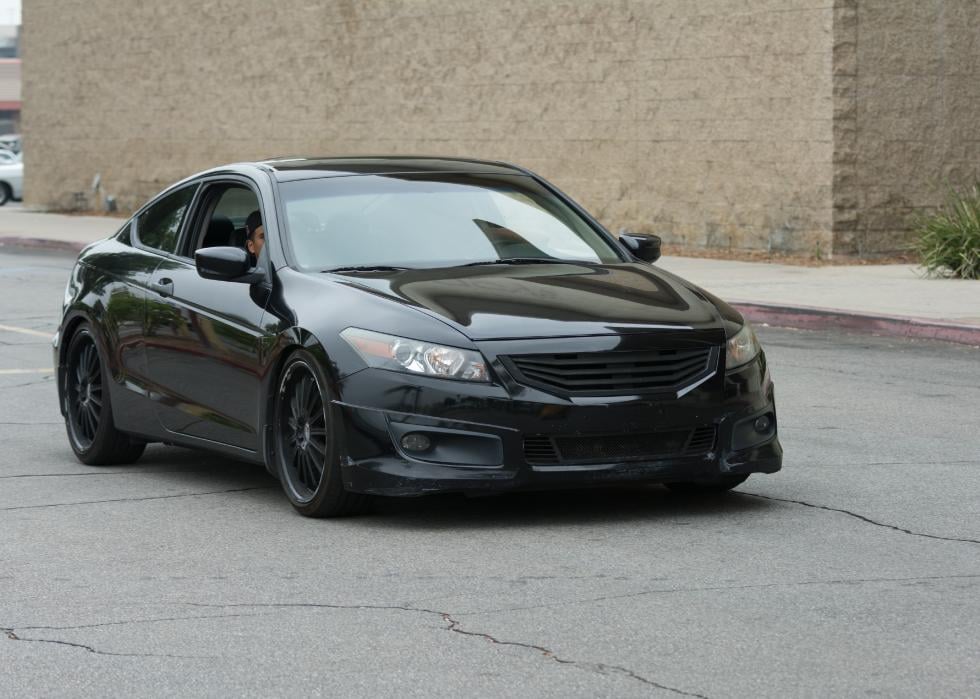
[1,205,977,345]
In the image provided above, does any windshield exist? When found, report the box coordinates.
[278,173,624,270]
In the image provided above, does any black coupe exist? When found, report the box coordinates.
[55,157,782,516]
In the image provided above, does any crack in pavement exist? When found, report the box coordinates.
[439,612,708,697]
[3,627,209,660]
[737,491,980,545]
[0,486,276,511]
[11,611,278,633]
[181,601,706,697]
[460,573,980,617]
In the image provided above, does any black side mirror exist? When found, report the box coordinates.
[620,233,662,263]
[195,246,264,283]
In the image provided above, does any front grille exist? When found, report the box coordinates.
[503,347,718,397]
[523,425,718,465]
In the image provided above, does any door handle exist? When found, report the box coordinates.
[152,277,174,297]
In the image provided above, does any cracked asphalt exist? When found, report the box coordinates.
[1,250,978,697]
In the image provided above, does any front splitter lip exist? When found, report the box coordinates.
[341,438,782,497]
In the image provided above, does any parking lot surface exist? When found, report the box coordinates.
[1,250,978,697]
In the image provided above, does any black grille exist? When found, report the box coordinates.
[523,436,560,465]
[523,425,718,465]
[686,425,717,453]
[504,347,717,397]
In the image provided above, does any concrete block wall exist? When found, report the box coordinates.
[834,0,980,255]
[25,1,837,253]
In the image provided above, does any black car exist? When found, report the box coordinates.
[54,157,781,517]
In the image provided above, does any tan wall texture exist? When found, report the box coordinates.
[26,0,902,255]
[834,0,980,255]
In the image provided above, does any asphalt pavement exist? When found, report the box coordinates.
[1,249,978,697]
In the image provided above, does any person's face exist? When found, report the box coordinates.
[247,225,265,257]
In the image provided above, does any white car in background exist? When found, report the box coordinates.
[0,151,22,205]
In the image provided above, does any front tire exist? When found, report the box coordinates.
[0,183,10,206]
[63,325,146,465]
[273,351,370,517]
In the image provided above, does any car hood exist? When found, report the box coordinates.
[331,262,723,341]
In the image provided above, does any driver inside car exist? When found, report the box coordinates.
[245,210,264,261]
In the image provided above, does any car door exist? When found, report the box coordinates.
[142,178,271,452]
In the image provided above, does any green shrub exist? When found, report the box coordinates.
[914,184,980,279]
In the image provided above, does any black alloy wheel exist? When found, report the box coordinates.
[67,335,102,449]
[274,351,370,517]
[64,325,145,465]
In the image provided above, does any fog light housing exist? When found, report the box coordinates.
[400,433,432,452]
[754,415,772,433]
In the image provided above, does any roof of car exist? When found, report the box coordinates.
[256,156,531,181]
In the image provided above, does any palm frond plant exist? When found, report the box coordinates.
[914,183,980,279]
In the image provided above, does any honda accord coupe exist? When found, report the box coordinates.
[54,156,781,517]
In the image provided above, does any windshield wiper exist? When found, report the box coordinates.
[321,265,410,273]
[460,257,597,267]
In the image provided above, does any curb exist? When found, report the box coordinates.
[0,236,86,254]
[733,302,980,347]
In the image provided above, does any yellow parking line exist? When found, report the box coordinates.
[0,323,52,339]
[0,368,54,374]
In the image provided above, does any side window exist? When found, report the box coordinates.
[137,185,196,254]
[196,186,261,252]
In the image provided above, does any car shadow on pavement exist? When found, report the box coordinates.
[365,486,769,531]
[132,446,770,528]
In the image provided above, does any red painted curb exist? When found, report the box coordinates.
[733,302,980,347]
[0,236,86,254]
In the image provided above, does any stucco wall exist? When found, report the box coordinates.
[834,0,980,255]
[24,0,834,253]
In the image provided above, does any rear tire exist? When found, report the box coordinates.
[0,184,10,206]
[273,351,371,517]
[63,325,146,465]
[666,475,748,494]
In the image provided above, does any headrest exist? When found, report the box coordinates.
[201,214,235,248]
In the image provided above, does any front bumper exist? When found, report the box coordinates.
[334,350,782,497]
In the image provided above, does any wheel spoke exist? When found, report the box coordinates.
[297,378,310,419]
[305,384,318,415]
[306,451,322,486]
[304,452,318,488]
[297,451,309,487]
[291,448,305,486]
[82,406,94,438]
[307,438,325,457]
[290,388,301,424]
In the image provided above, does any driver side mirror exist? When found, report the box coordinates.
[620,233,662,263]
[195,246,264,283]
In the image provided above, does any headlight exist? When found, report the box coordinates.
[340,328,491,382]
[726,324,761,370]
